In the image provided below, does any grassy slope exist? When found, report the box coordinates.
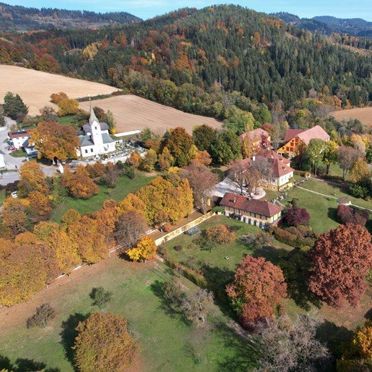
[0,259,254,372]
[51,173,154,222]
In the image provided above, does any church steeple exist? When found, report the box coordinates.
[89,105,99,125]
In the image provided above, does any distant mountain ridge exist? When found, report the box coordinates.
[273,12,372,37]
[0,2,141,31]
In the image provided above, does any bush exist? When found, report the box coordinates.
[174,245,183,252]
[349,184,369,199]
[337,205,369,226]
[204,224,236,244]
[273,226,315,248]
[281,202,310,227]
[90,287,112,309]
[26,303,56,328]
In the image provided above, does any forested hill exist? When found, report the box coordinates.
[273,12,372,37]
[0,2,141,31]
[1,5,371,115]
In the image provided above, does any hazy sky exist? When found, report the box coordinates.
[4,0,372,21]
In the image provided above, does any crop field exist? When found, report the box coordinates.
[80,95,222,134]
[330,107,372,127]
[0,65,118,115]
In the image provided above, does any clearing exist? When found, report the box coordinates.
[79,95,222,134]
[330,107,372,127]
[0,65,118,115]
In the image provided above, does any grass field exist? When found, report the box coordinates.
[80,95,222,134]
[0,65,118,116]
[51,173,154,222]
[331,107,372,127]
[0,258,253,372]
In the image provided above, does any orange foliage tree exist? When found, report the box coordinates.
[31,121,79,161]
[127,236,157,262]
[27,191,52,222]
[2,197,29,236]
[18,161,48,196]
[62,166,99,199]
[226,256,287,329]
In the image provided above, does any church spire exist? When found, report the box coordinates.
[89,102,99,125]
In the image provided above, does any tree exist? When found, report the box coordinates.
[57,97,79,116]
[106,110,116,134]
[323,140,339,175]
[62,166,99,199]
[31,121,79,161]
[50,92,68,104]
[226,256,287,329]
[228,159,248,194]
[337,205,369,226]
[256,315,330,372]
[224,106,255,135]
[305,139,327,175]
[126,151,142,168]
[158,146,174,171]
[74,313,138,372]
[2,197,29,236]
[161,127,193,167]
[127,236,157,262]
[3,92,28,121]
[28,191,52,222]
[140,148,157,172]
[338,146,361,180]
[115,210,148,249]
[353,321,372,360]
[308,224,372,307]
[281,200,310,227]
[26,304,56,328]
[18,161,48,197]
[181,162,218,213]
[210,130,241,165]
[90,287,112,309]
[192,150,212,166]
[205,224,236,244]
[192,125,217,153]
[349,158,370,183]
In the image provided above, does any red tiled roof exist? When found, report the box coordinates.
[297,125,330,145]
[220,193,282,217]
[254,149,294,178]
[8,131,29,139]
[284,129,304,142]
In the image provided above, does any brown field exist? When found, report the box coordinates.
[0,64,118,115]
[331,107,372,127]
[80,94,222,134]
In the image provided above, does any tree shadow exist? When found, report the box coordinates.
[327,207,338,223]
[59,312,89,369]
[201,265,236,319]
[253,246,321,310]
[316,320,354,360]
[364,307,372,321]
[0,355,60,372]
[213,321,258,371]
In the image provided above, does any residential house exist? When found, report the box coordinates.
[277,125,330,157]
[77,108,119,159]
[252,149,294,191]
[240,128,271,155]
[8,130,30,150]
[220,192,282,228]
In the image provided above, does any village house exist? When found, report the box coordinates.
[220,192,282,228]
[277,125,330,157]
[252,149,294,191]
[8,130,30,150]
[77,108,119,159]
[240,128,271,155]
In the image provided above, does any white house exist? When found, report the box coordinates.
[77,108,119,159]
[8,130,30,150]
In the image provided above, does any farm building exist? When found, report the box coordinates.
[8,130,30,150]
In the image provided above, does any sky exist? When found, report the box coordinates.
[3,0,372,21]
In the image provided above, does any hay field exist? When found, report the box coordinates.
[331,107,372,127]
[80,94,222,134]
[0,65,118,115]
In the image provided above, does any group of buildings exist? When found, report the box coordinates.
[216,125,330,228]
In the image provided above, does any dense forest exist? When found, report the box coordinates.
[0,2,141,31]
[1,5,372,116]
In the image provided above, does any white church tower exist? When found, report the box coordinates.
[89,107,104,148]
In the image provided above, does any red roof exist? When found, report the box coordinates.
[8,130,29,139]
[254,149,294,178]
[220,193,282,217]
[284,129,304,142]
[283,125,330,145]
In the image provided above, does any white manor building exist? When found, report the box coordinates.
[77,108,119,159]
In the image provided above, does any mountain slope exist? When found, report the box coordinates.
[0,2,141,31]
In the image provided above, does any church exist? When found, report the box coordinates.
[77,108,119,159]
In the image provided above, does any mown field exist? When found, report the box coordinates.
[331,107,372,127]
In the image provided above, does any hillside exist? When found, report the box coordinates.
[1,5,371,114]
[0,64,119,115]
[330,107,372,127]
[0,2,141,31]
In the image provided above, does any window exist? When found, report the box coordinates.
[85,149,88,154]
[91,148,94,153]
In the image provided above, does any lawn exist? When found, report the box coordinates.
[0,258,254,372]
[51,173,154,222]
[9,149,26,158]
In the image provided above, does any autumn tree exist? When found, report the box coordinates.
[140,149,157,172]
[28,191,52,222]
[228,159,248,194]
[305,139,327,175]
[117,193,146,216]
[323,140,339,175]
[161,127,193,167]
[205,224,236,244]
[308,224,372,307]
[91,200,119,243]
[57,97,79,117]
[349,158,370,183]
[226,256,287,329]
[256,315,330,372]
[115,210,148,249]
[181,162,218,213]
[2,197,29,236]
[31,121,79,161]
[74,313,138,372]
[338,146,361,180]
[224,106,255,135]
[18,161,48,197]
[158,146,174,171]
[192,150,212,166]
[127,236,157,262]
[281,200,310,227]
[126,151,142,168]
[337,205,369,226]
[62,166,99,199]
[50,92,68,104]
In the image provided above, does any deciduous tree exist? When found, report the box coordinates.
[349,158,370,183]
[127,236,157,262]
[338,146,361,180]
[18,161,48,196]
[2,197,29,236]
[308,224,372,307]
[62,166,99,199]
[27,191,52,222]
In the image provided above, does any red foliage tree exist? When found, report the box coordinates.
[337,205,369,226]
[308,224,372,307]
[226,256,287,329]
[282,200,310,227]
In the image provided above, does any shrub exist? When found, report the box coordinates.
[204,224,236,244]
[90,287,112,309]
[337,205,369,226]
[127,236,157,262]
[26,303,56,328]
[174,245,182,252]
[281,202,310,227]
